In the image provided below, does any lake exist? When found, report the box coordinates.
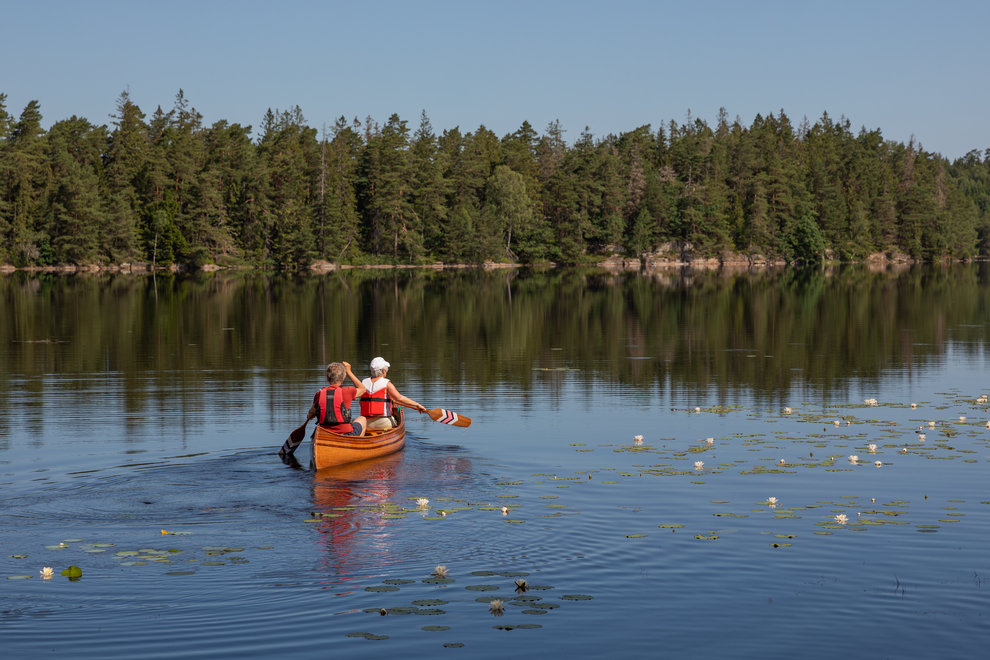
[2,265,989,658]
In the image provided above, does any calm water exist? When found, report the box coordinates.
[2,266,990,658]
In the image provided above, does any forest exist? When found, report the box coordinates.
[1,90,989,269]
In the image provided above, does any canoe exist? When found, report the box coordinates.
[311,409,406,469]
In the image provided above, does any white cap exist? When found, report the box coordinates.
[370,356,390,371]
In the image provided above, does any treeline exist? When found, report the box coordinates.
[1,90,988,269]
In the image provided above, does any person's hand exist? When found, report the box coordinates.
[418,404,428,413]
[342,361,352,371]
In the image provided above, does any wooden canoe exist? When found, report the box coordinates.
[311,409,406,469]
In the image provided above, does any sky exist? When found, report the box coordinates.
[3,0,988,160]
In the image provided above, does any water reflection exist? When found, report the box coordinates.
[311,452,406,583]
[309,444,476,583]
[2,264,990,444]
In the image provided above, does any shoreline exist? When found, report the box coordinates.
[0,251,975,275]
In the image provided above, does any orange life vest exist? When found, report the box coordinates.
[317,385,352,427]
[360,377,392,417]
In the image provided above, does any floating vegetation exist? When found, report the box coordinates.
[466,584,499,591]
[345,632,389,641]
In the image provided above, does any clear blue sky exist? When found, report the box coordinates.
[4,0,987,159]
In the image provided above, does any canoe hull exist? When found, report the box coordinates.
[311,410,406,469]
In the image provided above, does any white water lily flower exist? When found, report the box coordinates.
[901,447,908,453]
[868,444,877,453]
[767,497,778,507]
[416,498,429,508]
[874,460,882,467]
[918,433,926,441]
[959,416,967,423]
[433,565,449,578]
[706,437,714,445]
[783,407,793,414]
[835,514,848,525]
[489,599,505,614]
[928,421,936,428]
[40,567,54,579]
[778,458,786,465]
[911,403,918,408]
[694,406,701,413]
[864,398,878,406]
[501,506,509,516]
[848,455,859,464]
[694,461,704,470]
[633,434,644,443]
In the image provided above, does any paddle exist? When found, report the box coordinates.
[278,420,309,458]
[426,408,472,428]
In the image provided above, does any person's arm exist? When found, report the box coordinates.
[306,405,317,422]
[386,382,427,412]
[342,361,367,397]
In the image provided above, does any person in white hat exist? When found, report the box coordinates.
[360,356,427,429]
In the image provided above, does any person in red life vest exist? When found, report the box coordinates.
[306,361,368,436]
[360,356,428,430]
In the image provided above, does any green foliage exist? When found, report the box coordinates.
[0,93,986,269]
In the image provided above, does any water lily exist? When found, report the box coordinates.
[928,421,936,428]
[874,460,882,467]
[694,460,704,470]
[833,420,841,427]
[848,455,859,464]
[514,578,528,592]
[783,407,793,414]
[864,398,878,406]
[959,416,966,423]
[416,498,429,508]
[705,437,714,445]
[868,443,877,453]
[910,403,918,408]
[835,514,848,525]
[694,406,701,413]
[767,497,778,508]
[501,506,509,516]
[433,564,449,578]
[633,434,644,444]
[918,433,926,441]
[40,567,54,579]
[489,599,505,615]
[901,447,908,453]
[778,458,786,465]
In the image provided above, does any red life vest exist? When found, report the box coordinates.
[317,385,352,428]
[360,378,392,417]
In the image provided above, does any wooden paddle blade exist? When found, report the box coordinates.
[426,408,472,428]
[279,422,309,458]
